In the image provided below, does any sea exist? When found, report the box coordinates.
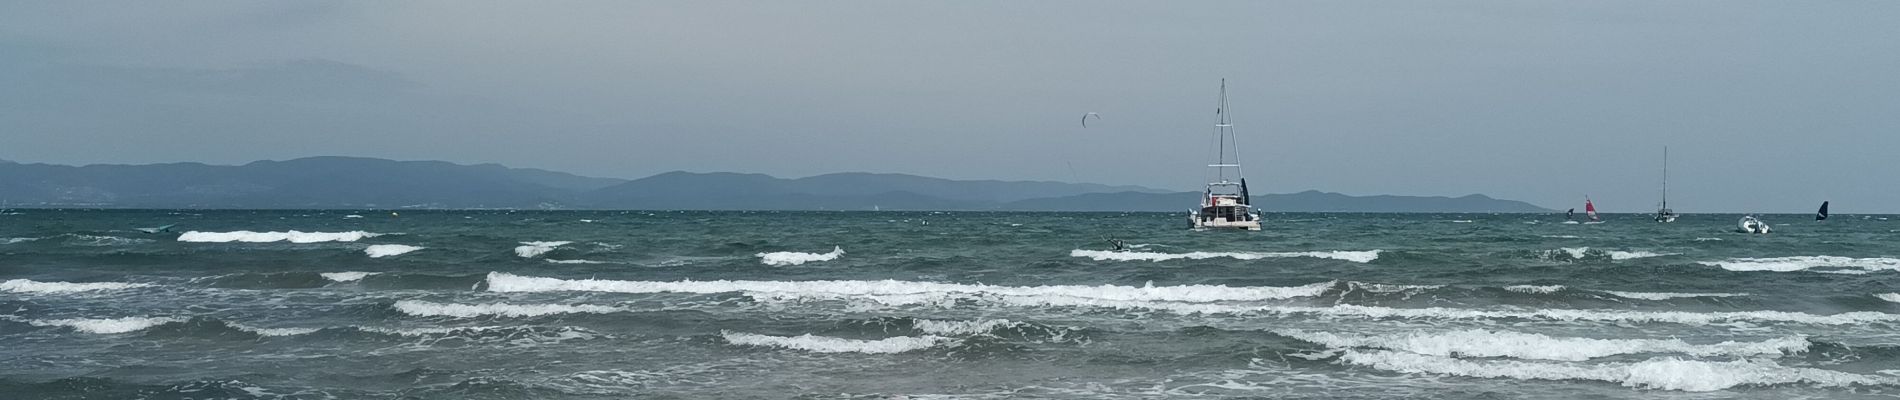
[3,209,1899,399]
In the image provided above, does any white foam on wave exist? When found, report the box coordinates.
[231,324,322,336]
[1276,329,1808,361]
[343,214,364,219]
[1608,250,1674,260]
[1545,247,1672,260]
[1697,256,1900,273]
[392,300,619,318]
[20,316,182,334]
[1877,293,1900,304]
[1347,282,1444,294]
[757,246,845,266]
[364,244,423,258]
[177,230,381,243]
[1070,249,1381,263]
[1694,237,1724,242]
[1337,350,1895,392]
[1603,291,1748,300]
[720,331,948,354]
[546,259,608,264]
[514,241,571,258]
[484,272,1333,303]
[1505,285,1566,294]
[0,279,153,294]
[1540,235,1582,239]
[320,272,378,283]
[911,319,1020,336]
[2,237,39,244]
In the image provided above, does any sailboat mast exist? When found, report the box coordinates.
[1660,146,1668,210]
[1210,79,1242,183]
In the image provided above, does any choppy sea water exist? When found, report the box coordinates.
[3,210,1900,399]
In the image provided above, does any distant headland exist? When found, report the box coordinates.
[0,157,1551,212]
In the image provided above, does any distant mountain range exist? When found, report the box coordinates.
[0,157,1552,212]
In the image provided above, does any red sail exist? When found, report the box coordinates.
[1585,200,1596,213]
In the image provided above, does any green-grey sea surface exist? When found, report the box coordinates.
[3,210,1900,399]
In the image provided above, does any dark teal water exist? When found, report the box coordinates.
[3,210,1900,399]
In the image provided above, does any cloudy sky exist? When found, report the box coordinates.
[2,1,1895,212]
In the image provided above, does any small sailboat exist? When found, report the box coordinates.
[1189,79,1261,231]
[1655,147,1678,222]
[1583,197,1601,224]
[1738,215,1771,234]
[1816,201,1830,221]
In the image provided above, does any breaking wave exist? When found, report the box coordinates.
[176,230,381,243]
[514,241,571,258]
[1505,285,1566,294]
[1070,249,1381,263]
[0,279,153,294]
[1336,350,1896,392]
[1275,329,1809,361]
[1540,247,1672,261]
[1878,293,1900,304]
[483,272,1332,303]
[392,300,619,318]
[364,244,423,258]
[1697,256,1900,273]
[319,272,378,283]
[720,331,948,354]
[1603,291,1748,300]
[545,259,607,264]
[12,316,183,334]
[757,246,845,266]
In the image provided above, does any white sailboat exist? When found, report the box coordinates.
[1190,79,1262,231]
[1655,147,1678,222]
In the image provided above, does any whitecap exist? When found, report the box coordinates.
[343,214,364,219]
[1540,235,1582,239]
[0,279,153,294]
[392,300,619,318]
[1505,285,1565,294]
[2,237,38,244]
[1694,237,1724,242]
[1603,291,1747,300]
[757,246,845,266]
[22,316,182,334]
[1337,350,1895,392]
[320,272,379,283]
[1696,256,1900,273]
[1070,249,1381,263]
[514,241,572,258]
[231,324,322,336]
[720,331,948,354]
[484,272,1333,303]
[364,244,423,258]
[1276,329,1807,361]
[1877,293,1900,303]
[1608,250,1674,260]
[911,319,1020,336]
[546,259,607,264]
[177,230,381,243]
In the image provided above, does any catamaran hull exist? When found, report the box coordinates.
[1192,217,1261,230]
[1737,217,1771,234]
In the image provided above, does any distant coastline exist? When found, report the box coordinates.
[0,157,1551,212]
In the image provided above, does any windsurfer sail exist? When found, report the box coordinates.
[1817,201,1830,221]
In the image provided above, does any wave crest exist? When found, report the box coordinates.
[1337,350,1896,392]
[365,244,423,258]
[1697,256,1900,273]
[720,331,948,354]
[392,300,619,318]
[1276,329,1808,361]
[514,241,571,258]
[757,246,845,266]
[0,279,153,294]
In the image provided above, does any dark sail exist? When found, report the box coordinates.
[1817,201,1830,221]
[1239,178,1251,205]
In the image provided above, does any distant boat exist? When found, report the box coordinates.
[1584,197,1600,223]
[1816,201,1829,221]
[1739,215,1771,234]
[1190,79,1261,231]
[1654,147,1677,223]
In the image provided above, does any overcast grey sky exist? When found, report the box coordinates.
[2,1,1895,212]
